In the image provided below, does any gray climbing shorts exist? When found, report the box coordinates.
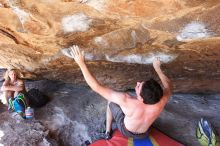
[109,102,148,139]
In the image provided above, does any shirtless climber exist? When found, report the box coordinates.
[69,45,173,139]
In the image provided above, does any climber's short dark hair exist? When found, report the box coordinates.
[140,79,163,104]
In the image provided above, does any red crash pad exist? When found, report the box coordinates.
[90,128,184,146]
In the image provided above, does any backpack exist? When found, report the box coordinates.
[196,118,219,146]
[9,93,27,118]
[27,88,49,108]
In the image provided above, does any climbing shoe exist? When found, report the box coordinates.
[95,131,112,140]
[196,118,219,146]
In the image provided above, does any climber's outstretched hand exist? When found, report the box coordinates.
[69,45,85,65]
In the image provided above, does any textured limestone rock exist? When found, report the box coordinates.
[0,0,220,92]
[0,105,58,146]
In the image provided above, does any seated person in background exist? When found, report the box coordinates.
[69,45,173,140]
[0,69,27,107]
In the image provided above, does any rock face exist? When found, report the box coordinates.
[0,0,220,92]
[0,105,58,146]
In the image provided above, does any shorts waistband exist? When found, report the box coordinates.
[123,125,147,135]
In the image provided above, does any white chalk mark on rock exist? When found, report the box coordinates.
[62,13,92,33]
[106,52,177,64]
[8,0,29,31]
[177,21,213,41]
[84,52,95,60]
[11,7,29,24]
[94,37,109,48]
[79,0,88,3]
[62,47,177,64]
[61,48,73,59]
[85,0,107,11]
[183,66,194,71]
[46,107,91,145]
[131,30,137,46]
[61,47,95,60]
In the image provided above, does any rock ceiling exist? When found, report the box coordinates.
[0,0,220,92]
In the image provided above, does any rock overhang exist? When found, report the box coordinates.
[0,0,220,93]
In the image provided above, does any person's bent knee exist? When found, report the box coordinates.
[1,91,14,104]
[1,91,10,104]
